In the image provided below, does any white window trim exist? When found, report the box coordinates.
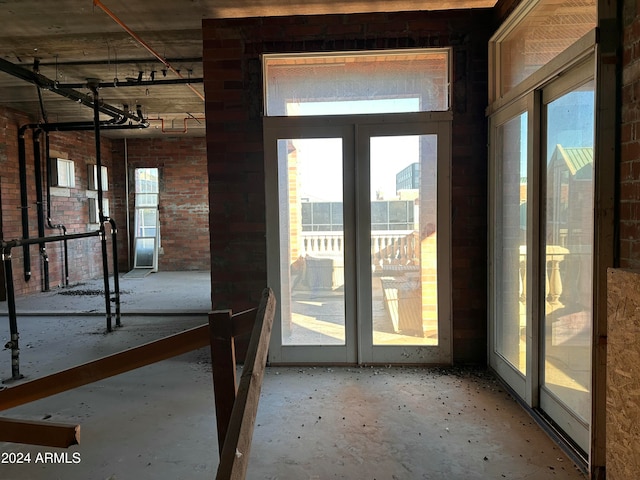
[87,164,109,191]
[51,158,76,188]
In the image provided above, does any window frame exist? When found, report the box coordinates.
[262,48,452,117]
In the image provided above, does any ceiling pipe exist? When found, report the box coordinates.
[18,118,149,133]
[0,57,145,124]
[58,77,204,89]
[147,116,205,134]
[93,0,205,102]
[36,57,202,67]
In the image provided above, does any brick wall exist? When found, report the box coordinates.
[620,1,640,267]
[203,11,494,363]
[111,137,210,272]
[0,106,116,297]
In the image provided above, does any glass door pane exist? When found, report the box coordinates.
[134,238,156,268]
[369,135,438,346]
[278,138,346,346]
[541,80,594,453]
[495,113,528,374]
[133,168,159,271]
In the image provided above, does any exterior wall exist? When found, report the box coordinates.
[620,1,640,268]
[0,106,116,297]
[110,137,210,272]
[203,11,494,363]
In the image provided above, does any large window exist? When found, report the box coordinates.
[489,0,599,462]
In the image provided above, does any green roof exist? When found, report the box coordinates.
[551,144,593,178]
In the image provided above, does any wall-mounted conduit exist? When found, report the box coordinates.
[17,119,148,292]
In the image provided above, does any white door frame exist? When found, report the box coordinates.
[265,112,452,365]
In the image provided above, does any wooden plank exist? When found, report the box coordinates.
[0,417,80,448]
[216,288,276,480]
[0,323,209,412]
[210,309,238,455]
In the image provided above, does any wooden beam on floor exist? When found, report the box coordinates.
[216,288,276,480]
[0,417,80,448]
[0,323,210,412]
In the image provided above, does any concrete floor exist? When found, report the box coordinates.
[0,272,586,479]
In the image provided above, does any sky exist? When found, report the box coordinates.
[288,98,423,202]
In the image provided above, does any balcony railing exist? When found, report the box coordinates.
[518,244,592,314]
[301,230,419,267]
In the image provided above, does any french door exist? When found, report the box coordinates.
[265,113,451,364]
[490,57,595,455]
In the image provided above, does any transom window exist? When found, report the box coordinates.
[489,0,596,102]
[263,49,451,116]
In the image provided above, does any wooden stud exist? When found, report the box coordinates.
[0,323,209,412]
[0,417,80,448]
[216,288,276,480]
[210,309,238,455]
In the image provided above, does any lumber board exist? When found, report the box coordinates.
[210,309,238,454]
[0,417,80,448]
[0,323,209,411]
[216,288,276,480]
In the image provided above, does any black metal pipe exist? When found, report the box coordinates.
[62,228,69,286]
[91,85,113,333]
[59,77,204,89]
[1,230,101,250]
[44,132,69,287]
[1,229,102,379]
[0,57,144,123]
[17,127,31,282]
[2,248,23,381]
[37,56,202,67]
[21,119,148,133]
[99,224,112,333]
[108,218,121,328]
[36,83,49,124]
[32,129,50,291]
[45,123,149,132]
[36,123,146,287]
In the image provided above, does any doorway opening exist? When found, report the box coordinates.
[265,115,451,364]
[130,167,160,277]
[263,49,452,365]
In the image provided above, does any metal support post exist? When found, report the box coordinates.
[2,249,23,381]
[108,219,121,327]
[90,83,113,333]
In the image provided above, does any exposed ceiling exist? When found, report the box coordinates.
[0,0,498,138]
